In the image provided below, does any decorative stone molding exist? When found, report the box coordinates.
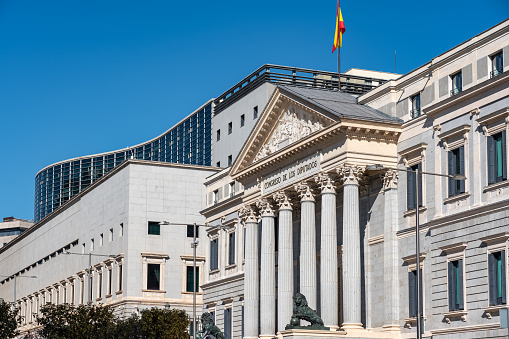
[480,232,509,246]
[273,191,293,210]
[294,182,316,202]
[238,205,258,223]
[254,107,325,161]
[402,253,427,271]
[336,164,365,186]
[440,242,467,255]
[256,198,276,217]
[438,124,470,150]
[483,305,506,319]
[469,107,480,117]
[477,107,509,136]
[399,143,427,167]
[433,124,442,132]
[443,310,467,323]
[314,172,337,194]
[382,170,398,190]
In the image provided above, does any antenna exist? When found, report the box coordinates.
[395,50,397,73]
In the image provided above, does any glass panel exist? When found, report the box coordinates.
[147,264,160,290]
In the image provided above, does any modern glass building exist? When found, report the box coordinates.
[34,101,212,222]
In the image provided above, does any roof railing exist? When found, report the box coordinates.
[213,64,389,114]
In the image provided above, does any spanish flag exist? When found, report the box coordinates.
[332,1,345,53]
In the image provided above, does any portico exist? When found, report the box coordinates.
[229,85,402,338]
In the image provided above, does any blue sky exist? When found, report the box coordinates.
[1,0,508,220]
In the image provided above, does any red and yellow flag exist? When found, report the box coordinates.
[332,1,345,53]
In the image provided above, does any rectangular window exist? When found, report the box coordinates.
[253,106,258,119]
[451,72,462,96]
[216,161,221,168]
[90,239,94,252]
[187,224,198,238]
[448,260,464,311]
[100,233,103,247]
[240,114,245,127]
[229,182,235,197]
[407,163,423,210]
[491,51,503,78]
[213,190,219,204]
[147,263,161,290]
[108,269,112,295]
[109,228,113,242]
[410,93,421,118]
[224,308,232,339]
[448,147,465,197]
[119,223,123,237]
[71,283,75,305]
[408,269,423,317]
[210,238,219,270]
[228,232,236,265]
[488,251,507,306]
[148,221,160,235]
[186,266,199,292]
[216,129,221,141]
[228,122,232,134]
[487,131,507,184]
[118,264,123,291]
[80,279,84,304]
[98,271,102,298]
[227,155,232,167]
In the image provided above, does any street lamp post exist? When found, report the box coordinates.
[65,252,117,304]
[160,220,232,339]
[367,164,466,339]
[0,274,37,305]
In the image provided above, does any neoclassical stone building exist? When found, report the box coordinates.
[201,20,509,339]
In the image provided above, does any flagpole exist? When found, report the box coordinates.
[338,0,341,91]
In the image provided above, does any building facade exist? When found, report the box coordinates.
[201,20,509,339]
[1,160,219,332]
[0,217,33,248]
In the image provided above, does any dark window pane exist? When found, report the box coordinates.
[147,264,160,290]
[186,266,199,292]
[148,221,160,235]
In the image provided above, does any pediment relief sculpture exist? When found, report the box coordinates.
[254,107,326,162]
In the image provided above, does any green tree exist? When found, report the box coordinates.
[0,300,19,339]
[114,314,142,339]
[140,307,189,339]
[37,303,116,339]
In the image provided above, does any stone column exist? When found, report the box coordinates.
[273,191,294,332]
[295,182,317,310]
[337,164,365,330]
[256,198,276,338]
[315,173,338,329]
[238,206,259,339]
[381,170,400,332]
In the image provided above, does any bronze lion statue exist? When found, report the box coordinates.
[285,292,329,330]
[196,312,224,339]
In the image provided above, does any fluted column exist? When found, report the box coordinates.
[273,191,294,332]
[381,170,400,332]
[238,206,259,339]
[295,182,317,310]
[256,198,276,338]
[315,173,338,329]
[337,164,365,330]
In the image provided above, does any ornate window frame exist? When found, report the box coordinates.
[480,232,509,318]
[399,143,428,215]
[181,255,205,295]
[402,253,427,328]
[141,252,169,296]
[438,124,471,203]
[440,242,468,323]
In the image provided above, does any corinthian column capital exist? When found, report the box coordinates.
[238,205,259,223]
[314,173,337,194]
[381,169,398,190]
[256,198,276,217]
[336,164,366,185]
[273,191,293,210]
[294,182,316,202]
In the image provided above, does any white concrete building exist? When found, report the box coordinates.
[200,19,509,339]
[0,217,33,248]
[0,160,219,332]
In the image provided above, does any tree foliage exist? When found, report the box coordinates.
[0,300,19,339]
[35,303,189,339]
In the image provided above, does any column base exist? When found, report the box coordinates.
[340,328,399,338]
[260,334,276,339]
[340,323,363,330]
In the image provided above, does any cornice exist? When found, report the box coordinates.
[200,192,244,217]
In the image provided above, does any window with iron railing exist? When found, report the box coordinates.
[450,72,462,96]
[491,51,503,78]
[410,93,421,118]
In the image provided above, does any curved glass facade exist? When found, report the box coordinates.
[35,102,212,222]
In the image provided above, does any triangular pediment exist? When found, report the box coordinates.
[230,87,339,178]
